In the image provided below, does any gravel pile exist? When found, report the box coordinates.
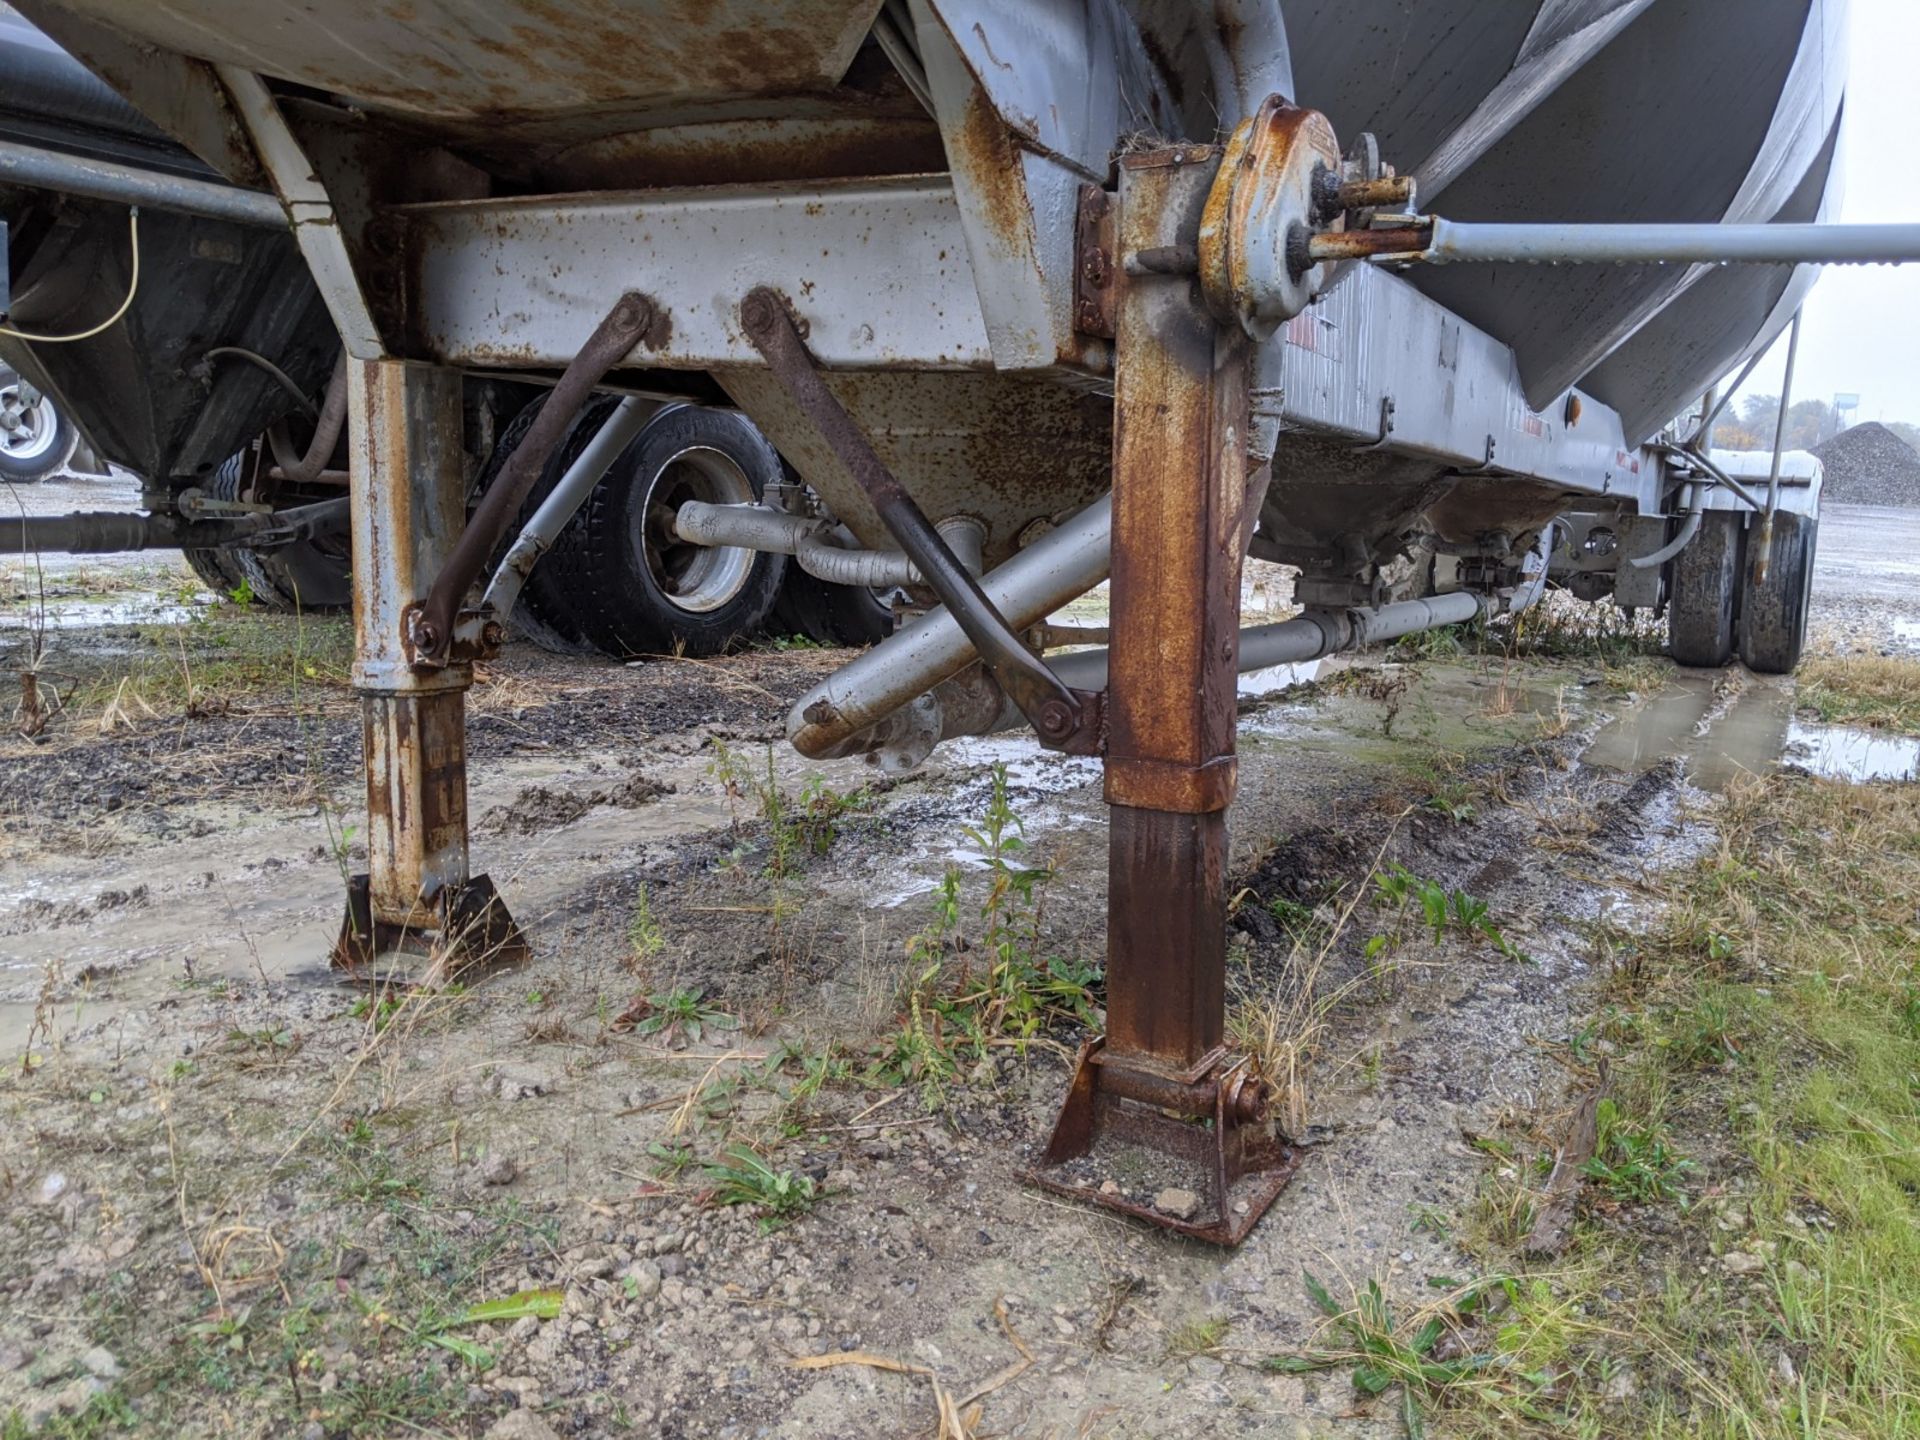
[1811,422,1920,507]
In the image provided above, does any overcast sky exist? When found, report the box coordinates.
[1730,0,1920,427]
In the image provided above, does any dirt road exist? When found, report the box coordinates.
[0,496,1913,1438]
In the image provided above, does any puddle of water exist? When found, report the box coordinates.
[0,589,207,630]
[1583,671,1918,790]
[1784,721,1920,783]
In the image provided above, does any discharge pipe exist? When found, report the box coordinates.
[675,500,985,589]
[1311,219,1920,268]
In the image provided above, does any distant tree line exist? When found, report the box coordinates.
[1710,395,1920,454]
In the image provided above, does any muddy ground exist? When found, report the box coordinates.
[0,491,1913,1438]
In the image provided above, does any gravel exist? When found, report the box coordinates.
[1811,423,1920,507]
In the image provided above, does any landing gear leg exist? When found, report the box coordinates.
[331,361,527,980]
[1027,147,1299,1244]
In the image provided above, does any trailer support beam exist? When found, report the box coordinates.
[1026,148,1300,1244]
[332,360,526,978]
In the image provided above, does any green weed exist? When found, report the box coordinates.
[703,1146,817,1228]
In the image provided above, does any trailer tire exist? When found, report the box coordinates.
[769,569,896,648]
[0,370,73,481]
[224,451,353,613]
[1737,512,1817,675]
[538,406,788,658]
[182,457,248,596]
[1667,511,1742,668]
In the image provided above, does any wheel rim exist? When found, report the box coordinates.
[0,383,59,465]
[638,446,759,614]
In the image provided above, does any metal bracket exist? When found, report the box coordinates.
[1073,185,1117,339]
[1455,434,1502,476]
[1025,1039,1302,1245]
[332,872,529,983]
[1355,395,1397,452]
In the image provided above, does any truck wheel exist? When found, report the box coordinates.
[1667,511,1742,668]
[0,371,73,481]
[186,452,352,612]
[1737,512,1817,675]
[769,569,896,648]
[538,406,788,658]
[224,450,353,612]
[182,457,247,595]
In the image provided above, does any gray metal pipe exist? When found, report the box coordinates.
[0,138,285,228]
[1628,491,1705,571]
[676,500,985,589]
[1421,217,1920,267]
[1755,309,1804,586]
[787,495,1113,758]
[842,591,1487,771]
[481,396,663,623]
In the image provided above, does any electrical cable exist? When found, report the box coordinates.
[0,207,140,344]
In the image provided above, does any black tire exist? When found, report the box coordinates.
[184,452,352,611]
[182,457,248,595]
[0,370,73,481]
[1738,512,1817,675]
[537,406,788,658]
[769,568,897,648]
[1667,510,1743,668]
[223,450,353,612]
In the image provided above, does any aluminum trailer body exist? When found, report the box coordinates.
[2,0,1899,1240]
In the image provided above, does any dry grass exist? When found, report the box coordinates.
[1798,653,1920,734]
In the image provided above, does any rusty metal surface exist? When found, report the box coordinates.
[1072,185,1117,340]
[535,113,943,191]
[347,362,467,695]
[401,177,992,372]
[1105,148,1251,812]
[334,872,530,977]
[27,0,885,134]
[1198,103,1340,339]
[1026,144,1295,1246]
[1027,1040,1301,1246]
[412,291,657,666]
[740,285,1100,754]
[1105,807,1226,1069]
[360,690,471,922]
[716,368,1110,574]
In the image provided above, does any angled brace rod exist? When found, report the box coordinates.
[738,286,1101,754]
[411,291,657,666]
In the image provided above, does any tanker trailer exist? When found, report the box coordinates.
[4,0,1917,1240]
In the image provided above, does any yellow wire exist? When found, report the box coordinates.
[0,207,140,344]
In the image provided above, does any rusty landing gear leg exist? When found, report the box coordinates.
[1026,147,1301,1244]
[330,361,527,982]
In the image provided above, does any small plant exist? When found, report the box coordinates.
[1373,865,1523,960]
[1580,1098,1692,1206]
[875,767,1097,1107]
[348,993,402,1031]
[1265,894,1319,938]
[1166,1315,1230,1358]
[615,987,737,1046]
[647,1140,698,1181]
[1423,794,1477,824]
[1271,1273,1509,1437]
[626,885,665,970]
[703,1145,817,1227]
